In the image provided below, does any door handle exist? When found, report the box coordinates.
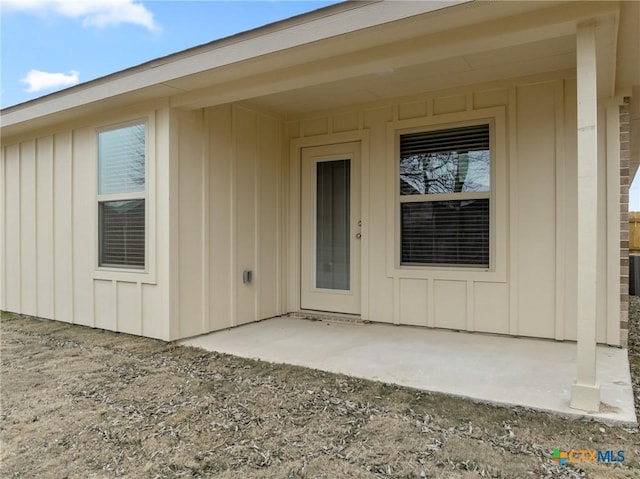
[356,233,362,239]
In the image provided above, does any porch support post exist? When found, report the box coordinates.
[570,21,601,412]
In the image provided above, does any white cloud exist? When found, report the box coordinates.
[2,0,159,32]
[21,69,80,93]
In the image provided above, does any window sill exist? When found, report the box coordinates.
[93,268,157,284]
[387,264,505,283]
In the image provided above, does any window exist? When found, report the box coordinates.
[97,123,146,269]
[399,123,491,267]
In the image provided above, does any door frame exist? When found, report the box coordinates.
[300,142,361,314]
[288,130,370,318]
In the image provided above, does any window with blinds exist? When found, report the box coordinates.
[399,123,490,267]
[97,123,146,269]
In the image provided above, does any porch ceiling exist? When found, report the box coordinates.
[248,35,577,115]
[167,2,620,113]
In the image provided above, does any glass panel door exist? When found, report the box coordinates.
[316,160,350,290]
[300,142,361,315]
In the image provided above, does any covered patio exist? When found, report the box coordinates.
[181,316,637,425]
[2,0,638,419]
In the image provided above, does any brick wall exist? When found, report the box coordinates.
[620,97,630,348]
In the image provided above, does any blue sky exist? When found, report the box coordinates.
[1,0,639,208]
[632,169,640,211]
[1,0,339,108]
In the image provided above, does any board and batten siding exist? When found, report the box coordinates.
[0,73,621,344]
[285,73,618,344]
[169,104,284,339]
[1,104,172,340]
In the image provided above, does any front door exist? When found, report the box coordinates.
[300,142,361,315]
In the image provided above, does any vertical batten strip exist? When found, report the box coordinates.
[69,131,75,323]
[17,144,23,312]
[113,280,118,330]
[287,135,300,312]
[91,281,96,327]
[137,282,143,335]
[147,111,158,285]
[571,22,601,412]
[157,106,172,339]
[276,119,284,314]
[254,115,262,323]
[51,136,56,320]
[230,105,238,326]
[202,109,210,333]
[393,276,400,324]
[169,110,181,338]
[427,279,435,328]
[385,120,397,277]
[33,143,39,317]
[508,86,519,335]
[360,131,370,320]
[555,79,566,341]
[466,280,474,331]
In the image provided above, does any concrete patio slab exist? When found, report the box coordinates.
[180,317,637,425]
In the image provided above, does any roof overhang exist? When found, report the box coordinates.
[0,1,468,132]
[0,0,632,140]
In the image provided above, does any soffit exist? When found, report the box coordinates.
[245,35,577,115]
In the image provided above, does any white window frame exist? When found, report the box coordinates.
[94,114,156,283]
[386,107,507,282]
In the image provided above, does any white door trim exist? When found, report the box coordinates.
[287,130,370,318]
[300,143,361,314]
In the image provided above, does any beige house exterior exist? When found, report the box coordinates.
[1,1,639,412]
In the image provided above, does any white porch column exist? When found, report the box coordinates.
[570,22,601,412]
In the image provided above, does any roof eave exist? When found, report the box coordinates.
[0,0,470,132]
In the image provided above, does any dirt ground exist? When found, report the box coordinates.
[1,305,640,479]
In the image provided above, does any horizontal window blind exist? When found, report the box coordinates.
[99,200,145,269]
[401,124,489,157]
[401,199,490,266]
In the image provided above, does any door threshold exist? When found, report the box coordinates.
[291,310,365,325]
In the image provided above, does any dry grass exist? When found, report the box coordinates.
[1,310,639,479]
